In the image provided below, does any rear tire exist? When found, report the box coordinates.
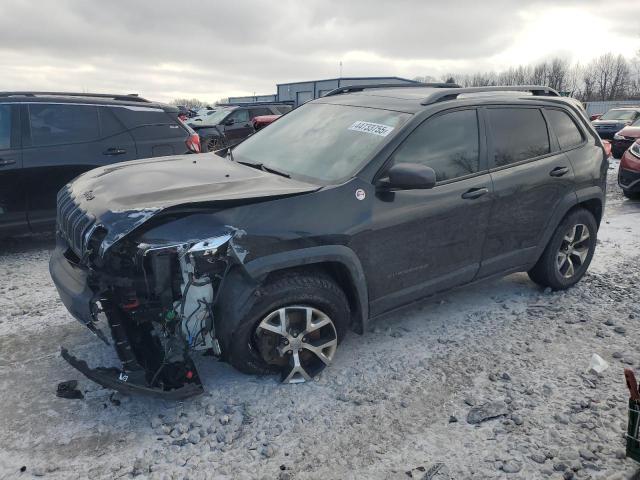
[227,271,349,382]
[528,208,597,290]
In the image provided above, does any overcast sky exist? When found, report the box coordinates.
[0,0,639,103]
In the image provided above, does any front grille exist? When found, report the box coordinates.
[57,187,96,257]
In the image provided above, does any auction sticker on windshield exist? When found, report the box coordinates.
[348,121,395,137]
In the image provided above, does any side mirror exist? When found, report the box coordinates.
[223,118,234,126]
[377,163,437,190]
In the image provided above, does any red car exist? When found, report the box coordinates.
[619,139,640,198]
[612,118,640,158]
[252,114,281,131]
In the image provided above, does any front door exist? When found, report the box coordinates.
[0,104,25,234]
[222,109,253,145]
[366,108,493,315]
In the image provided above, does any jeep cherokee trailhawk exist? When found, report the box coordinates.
[50,84,607,398]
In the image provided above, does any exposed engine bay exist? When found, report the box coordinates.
[59,232,240,399]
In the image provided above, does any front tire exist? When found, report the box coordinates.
[227,271,349,382]
[528,208,597,290]
[623,189,640,200]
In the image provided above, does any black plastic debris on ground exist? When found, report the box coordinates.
[109,392,121,406]
[56,380,84,400]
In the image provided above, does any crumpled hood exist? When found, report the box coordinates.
[64,154,318,254]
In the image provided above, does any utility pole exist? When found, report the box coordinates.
[339,61,343,78]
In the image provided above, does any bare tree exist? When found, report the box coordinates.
[412,75,437,83]
[170,98,209,109]
[589,53,630,100]
[547,58,570,92]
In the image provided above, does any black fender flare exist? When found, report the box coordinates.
[217,245,369,346]
[533,187,604,261]
[243,245,369,334]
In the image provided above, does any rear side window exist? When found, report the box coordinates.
[29,104,99,146]
[0,105,10,149]
[99,107,127,137]
[545,109,584,149]
[488,108,550,167]
[390,109,480,182]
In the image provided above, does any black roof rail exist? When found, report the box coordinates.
[0,92,151,103]
[420,85,560,105]
[323,82,460,97]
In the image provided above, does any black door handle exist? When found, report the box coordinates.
[0,158,16,167]
[461,187,489,199]
[550,166,570,177]
[103,147,127,156]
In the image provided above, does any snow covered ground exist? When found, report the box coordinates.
[1,159,639,480]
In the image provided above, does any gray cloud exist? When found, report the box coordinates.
[0,0,637,103]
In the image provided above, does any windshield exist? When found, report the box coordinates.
[232,103,410,183]
[600,109,637,121]
[189,109,231,125]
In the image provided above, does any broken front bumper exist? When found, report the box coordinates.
[60,348,203,400]
[49,240,96,326]
[50,240,204,399]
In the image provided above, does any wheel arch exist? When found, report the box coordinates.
[241,246,369,334]
[534,187,604,263]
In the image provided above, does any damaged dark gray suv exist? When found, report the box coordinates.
[50,84,608,398]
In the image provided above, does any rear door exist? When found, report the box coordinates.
[0,104,25,234]
[478,106,577,277]
[113,106,188,158]
[22,103,138,231]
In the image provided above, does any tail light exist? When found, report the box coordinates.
[186,133,201,153]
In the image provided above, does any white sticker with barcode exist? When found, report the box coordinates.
[348,121,395,137]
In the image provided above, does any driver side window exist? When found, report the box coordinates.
[390,109,480,182]
[229,109,249,123]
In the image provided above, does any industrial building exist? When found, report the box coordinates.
[227,76,419,108]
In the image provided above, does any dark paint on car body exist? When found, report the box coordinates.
[50,85,608,397]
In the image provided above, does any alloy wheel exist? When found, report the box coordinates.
[254,306,338,383]
[556,223,591,279]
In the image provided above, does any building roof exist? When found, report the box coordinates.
[276,76,419,87]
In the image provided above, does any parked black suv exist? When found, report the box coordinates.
[0,92,200,236]
[50,85,607,398]
[188,103,292,152]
